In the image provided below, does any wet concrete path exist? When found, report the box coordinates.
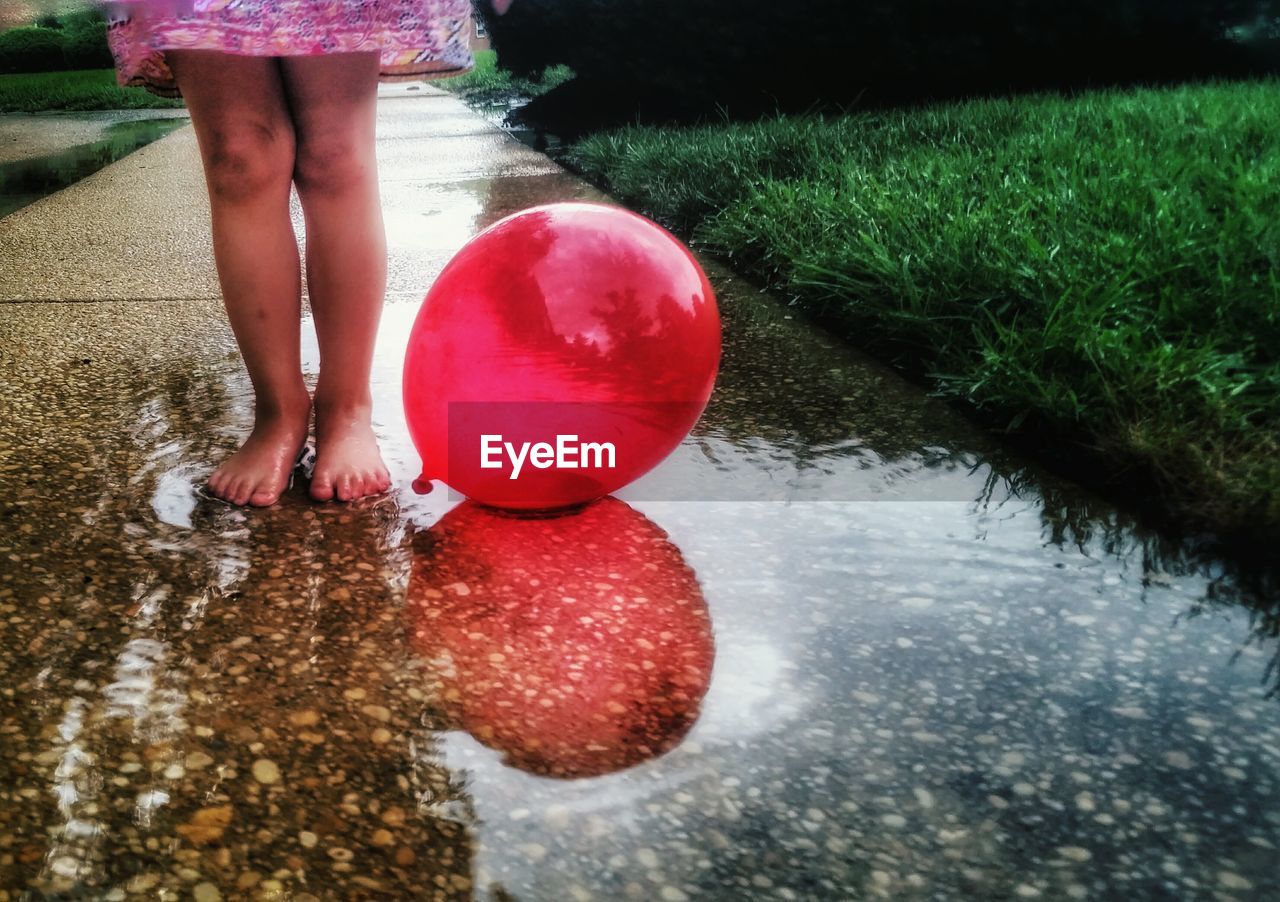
[0,112,190,218]
[1,91,1279,900]
[0,110,190,167]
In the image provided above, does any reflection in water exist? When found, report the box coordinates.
[468,95,568,157]
[992,471,1280,694]
[44,697,100,887]
[408,499,714,778]
[12,365,485,895]
[0,118,188,218]
[28,390,236,893]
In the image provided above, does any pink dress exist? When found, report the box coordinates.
[103,0,475,98]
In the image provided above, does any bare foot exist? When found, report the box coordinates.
[208,392,312,507]
[310,399,391,502]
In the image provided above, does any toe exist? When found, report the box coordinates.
[249,484,280,507]
[230,479,253,507]
[310,471,335,502]
[335,474,355,502]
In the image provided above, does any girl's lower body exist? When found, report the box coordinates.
[103,0,474,506]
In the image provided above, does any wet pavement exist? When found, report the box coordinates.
[0,110,190,167]
[0,113,190,219]
[2,91,1280,900]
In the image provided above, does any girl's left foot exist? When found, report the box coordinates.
[310,399,392,502]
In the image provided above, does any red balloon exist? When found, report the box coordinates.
[403,203,721,510]
[406,498,715,778]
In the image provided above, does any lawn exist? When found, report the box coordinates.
[571,80,1280,536]
[0,68,183,112]
[438,49,572,100]
[0,55,567,112]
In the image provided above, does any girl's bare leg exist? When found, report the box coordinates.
[279,53,392,503]
[168,50,312,507]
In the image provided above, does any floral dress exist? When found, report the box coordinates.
[102,0,475,98]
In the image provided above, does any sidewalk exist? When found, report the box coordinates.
[0,88,584,304]
[0,109,191,167]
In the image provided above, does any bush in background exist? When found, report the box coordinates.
[62,19,112,70]
[0,26,65,74]
[483,0,1280,131]
[0,8,111,74]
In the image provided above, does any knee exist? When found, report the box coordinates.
[293,135,369,198]
[202,122,295,203]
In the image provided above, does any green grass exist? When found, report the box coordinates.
[438,49,509,94]
[438,49,573,99]
[0,69,184,112]
[0,54,571,112]
[571,80,1280,535]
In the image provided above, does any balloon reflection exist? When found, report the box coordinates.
[407,499,714,778]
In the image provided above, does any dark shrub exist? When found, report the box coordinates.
[0,9,112,73]
[0,26,66,74]
[483,0,1280,131]
[56,9,107,31]
[62,20,113,70]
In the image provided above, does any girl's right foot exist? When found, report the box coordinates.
[207,391,312,507]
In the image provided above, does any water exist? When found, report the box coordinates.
[0,117,188,218]
[465,93,567,157]
[3,268,1277,898]
[0,94,1277,899]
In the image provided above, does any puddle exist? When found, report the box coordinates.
[466,93,568,157]
[0,97,1277,899]
[0,117,188,218]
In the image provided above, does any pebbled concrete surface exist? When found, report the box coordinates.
[0,123,217,303]
[0,110,190,166]
[0,90,566,304]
